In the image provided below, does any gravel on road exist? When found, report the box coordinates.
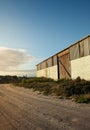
[0,84,90,130]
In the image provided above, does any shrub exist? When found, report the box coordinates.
[26,77,54,83]
[43,88,52,96]
[75,95,90,103]
[57,78,70,85]
[55,77,90,97]
[13,77,90,103]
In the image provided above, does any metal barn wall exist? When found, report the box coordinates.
[37,35,90,80]
[70,36,90,80]
[70,43,79,60]
[70,36,90,60]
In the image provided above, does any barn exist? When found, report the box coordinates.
[36,35,90,80]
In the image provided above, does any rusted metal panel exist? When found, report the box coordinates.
[58,52,71,79]
[70,43,79,60]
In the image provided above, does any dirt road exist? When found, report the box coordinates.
[0,84,90,130]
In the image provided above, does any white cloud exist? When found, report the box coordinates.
[0,47,36,71]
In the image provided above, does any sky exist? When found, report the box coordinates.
[0,0,90,76]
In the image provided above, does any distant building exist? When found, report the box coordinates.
[36,35,90,80]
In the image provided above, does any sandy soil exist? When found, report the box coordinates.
[0,84,90,130]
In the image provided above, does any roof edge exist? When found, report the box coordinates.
[36,34,90,66]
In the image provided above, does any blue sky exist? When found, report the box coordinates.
[0,0,90,75]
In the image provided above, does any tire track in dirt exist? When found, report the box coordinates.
[0,84,90,130]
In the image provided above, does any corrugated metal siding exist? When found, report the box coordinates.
[70,43,79,60]
[37,64,41,71]
[79,41,84,57]
[70,37,90,60]
[53,55,57,65]
[47,58,52,67]
[84,38,89,56]
[41,61,46,69]
[89,37,90,54]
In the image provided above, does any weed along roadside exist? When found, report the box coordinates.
[0,83,90,130]
[13,76,90,103]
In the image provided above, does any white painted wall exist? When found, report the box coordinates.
[37,65,58,80]
[37,68,46,77]
[71,55,90,80]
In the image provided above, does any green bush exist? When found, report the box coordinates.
[13,77,90,103]
[26,77,54,83]
[43,88,52,96]
[56,77,90,97]
[75,95,90,103]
